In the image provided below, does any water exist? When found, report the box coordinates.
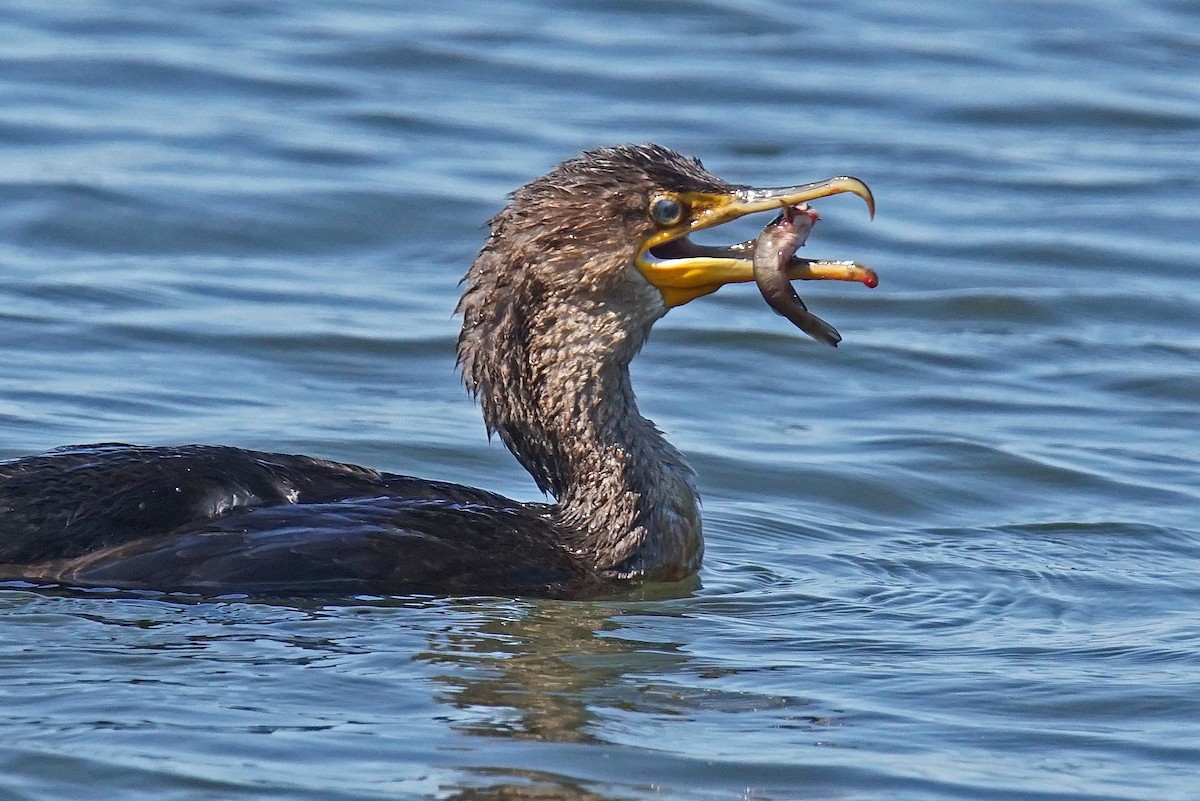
[1,0,1198,798]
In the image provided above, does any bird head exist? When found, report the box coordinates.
[456,144,875,425]
[474,143,874,314]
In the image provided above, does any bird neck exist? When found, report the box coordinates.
[457,257,702,581]
[537,337,703,582]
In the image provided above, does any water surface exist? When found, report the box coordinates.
[1,1,1198,799]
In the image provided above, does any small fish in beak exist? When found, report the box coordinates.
[752,205,843,347]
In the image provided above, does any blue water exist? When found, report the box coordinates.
[1,1,1198,798]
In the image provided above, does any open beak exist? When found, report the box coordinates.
[635,176,876,308]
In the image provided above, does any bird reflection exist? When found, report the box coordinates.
[415,596,691,744]
[440,767,612,801]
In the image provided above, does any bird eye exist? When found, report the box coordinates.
[649,196,685,226]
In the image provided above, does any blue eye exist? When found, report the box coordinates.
[649,196,684,226]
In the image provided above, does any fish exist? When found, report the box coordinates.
[752,204,843,347]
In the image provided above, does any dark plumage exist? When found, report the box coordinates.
[0,444,597,597]
[0,145,875,598]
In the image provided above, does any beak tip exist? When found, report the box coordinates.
[846,176,876,220]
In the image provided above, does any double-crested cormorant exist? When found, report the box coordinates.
[0,144,875,598]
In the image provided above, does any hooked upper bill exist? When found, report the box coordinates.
[635,175,877,309]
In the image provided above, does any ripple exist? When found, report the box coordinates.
[2,0,1200,799]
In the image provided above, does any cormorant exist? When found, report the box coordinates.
[0,144,874,598]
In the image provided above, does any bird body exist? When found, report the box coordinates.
[0,443,602,597]
[0,145,875,598]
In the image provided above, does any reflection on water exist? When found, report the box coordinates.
[443,768,611,801]
[419,602,649,744]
